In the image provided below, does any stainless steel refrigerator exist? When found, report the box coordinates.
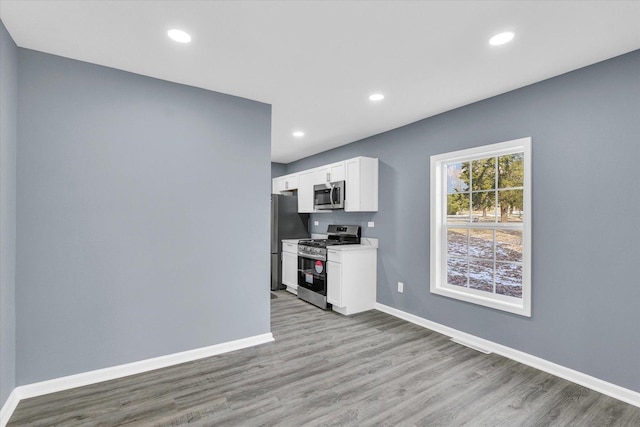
[271,194,309,291]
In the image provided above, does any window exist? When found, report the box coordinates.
[430,137,531,316]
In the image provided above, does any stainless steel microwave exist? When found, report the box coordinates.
[313,180,345,210]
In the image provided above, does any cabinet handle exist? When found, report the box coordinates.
[326,172,330,182]
[285,181,289,189]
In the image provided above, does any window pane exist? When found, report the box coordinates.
[447,193,470,223]
[447,257,468,287]
[447,162,469,193]
[472,191,496,223]
[497,189,523,223]
[496,262,523,298]
[447,228,468,257]
[498,153,524,188]
[471,157,496,191]
[469,260,494,293]
[469,228,494,260]
[496,230,522,262]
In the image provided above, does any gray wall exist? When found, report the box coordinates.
[16,49,272,385]
[271,162,287,179]
[288,50,640,393]
[0,19,18,408]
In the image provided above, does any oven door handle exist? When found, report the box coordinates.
[298,253,326,261]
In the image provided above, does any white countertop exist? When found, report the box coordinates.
[281,238,303,244]
[328,237,378,250]
[283,237,378,249]
[327,244,377,251]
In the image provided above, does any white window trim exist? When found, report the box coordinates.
[430,137,532,317]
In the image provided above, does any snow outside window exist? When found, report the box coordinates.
[430,137,531,317]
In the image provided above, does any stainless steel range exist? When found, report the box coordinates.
[297,225,361,309]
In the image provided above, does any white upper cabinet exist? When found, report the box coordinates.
[271,173,299,194]
[345,157,378,212]
[274,156,378,213]
[279,174,299,192]
[314,161,345,184]
[297,170,315,213]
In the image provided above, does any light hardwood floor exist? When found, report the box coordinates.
[8,291,640,426]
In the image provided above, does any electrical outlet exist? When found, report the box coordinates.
[398,282,404,293]
[368,221,375,228]
[314,220,319,226]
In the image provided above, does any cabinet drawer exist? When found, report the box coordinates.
[282,242,298,254]
[327,249,342,263]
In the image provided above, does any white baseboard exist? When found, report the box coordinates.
[0,389,20,427]
[285,286,298,295]
[374,303,640,408]
[0,332,273,427]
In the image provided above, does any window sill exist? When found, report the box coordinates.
[430,285,531,317]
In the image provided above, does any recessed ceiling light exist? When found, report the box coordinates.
[369,93,384,101]
[168,29,191,43]
[293,131,305,137]
[489,31,514,46]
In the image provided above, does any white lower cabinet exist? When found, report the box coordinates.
[326,260,343,307]
[327,247,377,315]
[281,242,299,294]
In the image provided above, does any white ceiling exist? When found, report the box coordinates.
[1,1,639,163]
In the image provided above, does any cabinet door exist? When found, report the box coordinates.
[314,166,330,184]
[282,251,298,288]
[298,170,315,213]
[328,161,345,182]
[275,174,298,192]
[283,174,299,191]
[345,159,360,210]
[327,260,342,307]
[277,178,289,193]
[282,242,298,254]
[272,177,281,194]
[273,174,300,193]
[314,161,345,184]
[345,157,378,212]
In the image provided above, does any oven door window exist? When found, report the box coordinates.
[314,188,332,206]
[298,256,326,294]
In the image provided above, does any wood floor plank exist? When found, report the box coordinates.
[8,291,640,426]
